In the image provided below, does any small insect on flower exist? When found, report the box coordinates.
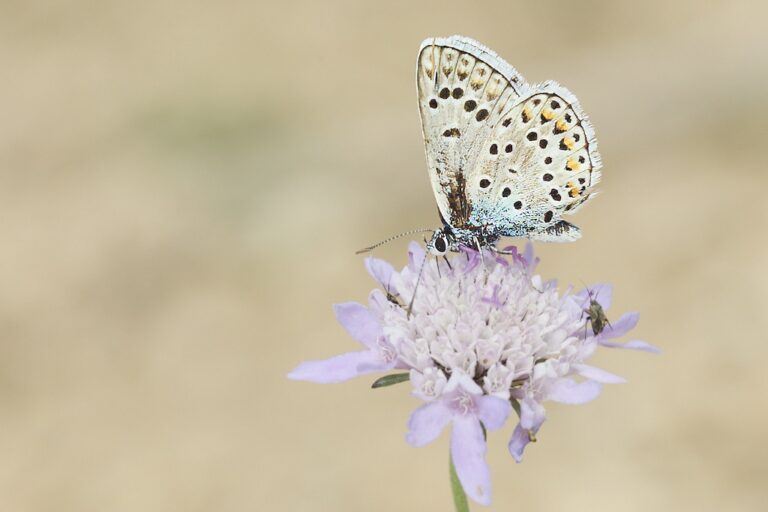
[583,286,612,336]
[384,284,404,307]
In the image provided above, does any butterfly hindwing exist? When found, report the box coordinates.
[467,82,602,239]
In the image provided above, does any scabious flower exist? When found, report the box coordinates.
[289,242,658,507]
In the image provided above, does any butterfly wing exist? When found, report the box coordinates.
[467,80,602,240]
[416,36,526,230]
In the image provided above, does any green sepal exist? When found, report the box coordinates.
[371,373,410,389]
[510,397,521,418]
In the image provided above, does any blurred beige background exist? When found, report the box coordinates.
[1,0,766,510]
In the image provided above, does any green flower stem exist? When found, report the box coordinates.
[449,452,469,512]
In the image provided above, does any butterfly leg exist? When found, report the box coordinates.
[443,255,452,271]
[474,237,485,266]
[434,256,442,278]
[529,221,581,242]
[406,251,430,319]
[490,245,516,256]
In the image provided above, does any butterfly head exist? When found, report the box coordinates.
[426,228,456,256]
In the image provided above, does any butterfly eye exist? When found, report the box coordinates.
[428,233,449,256]
[433,235,447,254]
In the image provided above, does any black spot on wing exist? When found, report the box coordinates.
[442,128,461,137]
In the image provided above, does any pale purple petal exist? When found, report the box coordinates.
[547,378,602,404]
[405,401,452,447]
[475,395,512,431]
[333,302,381,349]
[358,336,398,372]
[445,372,483,395]
[499,245,528,269]
[365,256,397,293]
[600,339,661,353]
[508,424,532,463]
[574,364,626,384]
[599,312,639,340]
[492,253,509,266]
[451,415,492,506]
[509,398,546,462]
[357,356,397,374]
[480,285,504,309]
[367,289,388,312]
[407,241,426,271]
[287,351,380,383]
[522,242,539,273]
[519,397,546,430]
[459,246,481,274]
[575,283,613,310]
[464,255,480,274]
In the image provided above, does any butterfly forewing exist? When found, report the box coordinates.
[417,36,524,229]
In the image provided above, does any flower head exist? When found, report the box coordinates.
[289,242,658,506]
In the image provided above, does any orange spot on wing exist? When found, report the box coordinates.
[566,158,581,171]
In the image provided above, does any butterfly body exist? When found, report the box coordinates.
[417,36,601,255]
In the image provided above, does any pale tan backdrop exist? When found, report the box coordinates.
[1,1,766,511]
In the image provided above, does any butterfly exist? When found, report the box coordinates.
[414,35,602,256]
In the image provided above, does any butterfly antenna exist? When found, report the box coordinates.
[355,229,434,255]
[406,251,430,319]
